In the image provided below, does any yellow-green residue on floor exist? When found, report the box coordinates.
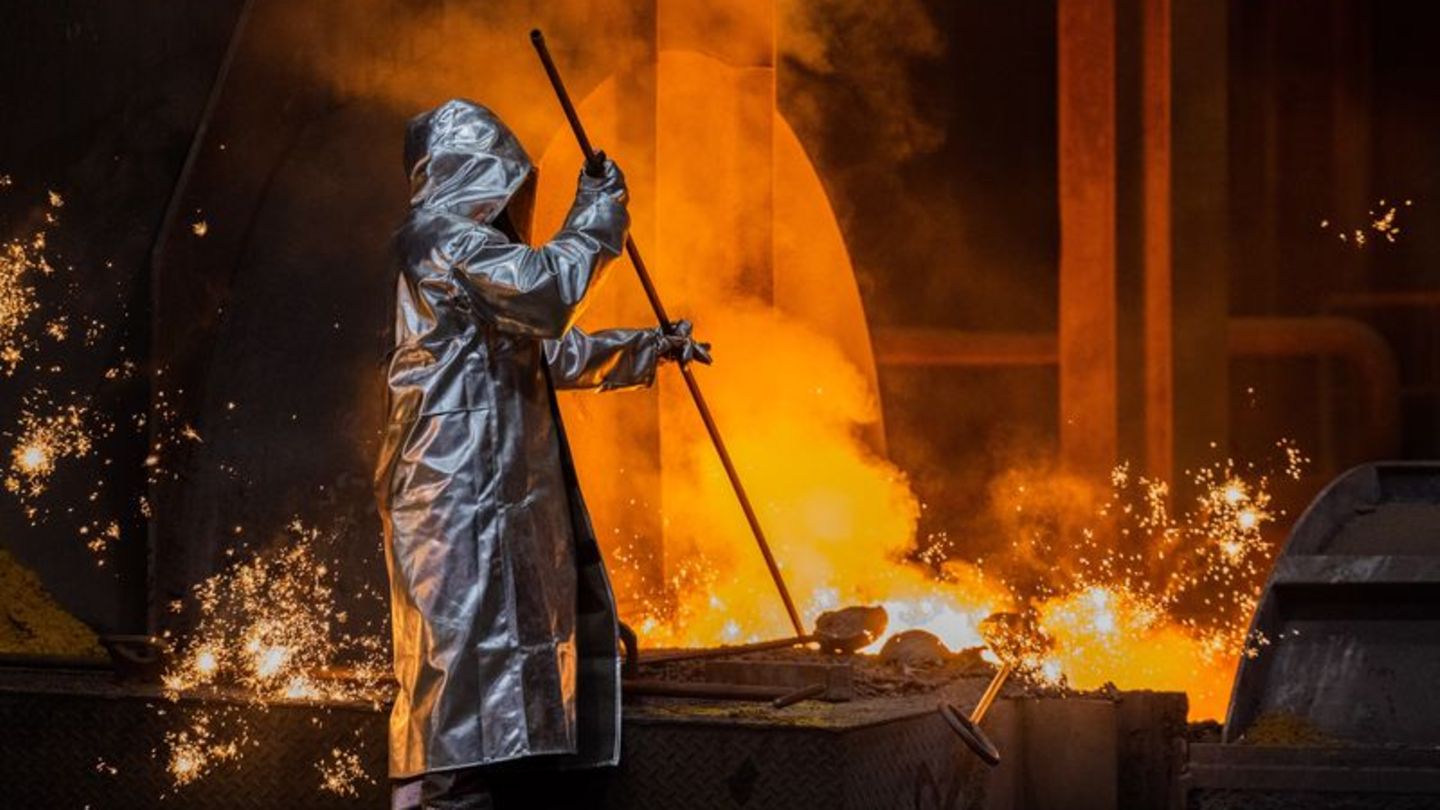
[0,548,104,658]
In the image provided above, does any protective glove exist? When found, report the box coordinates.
[656,319,712,366]
[578,151,627,205]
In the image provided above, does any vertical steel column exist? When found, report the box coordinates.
[1141,0,1173,481]
[1058,0,1119,480]
[1171,0,1229,478]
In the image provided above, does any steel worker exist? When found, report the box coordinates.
[376,99,709,810]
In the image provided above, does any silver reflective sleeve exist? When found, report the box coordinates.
[447,183,628,338]
[545,326,662,391]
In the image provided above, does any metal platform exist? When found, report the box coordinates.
[0,665,386,810]
[615,688,996,809]
[1185,744,1440,810]
[0,665,1184,809]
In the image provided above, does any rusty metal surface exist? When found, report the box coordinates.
[1140,0,1173,481]
[1057,0,1119,480]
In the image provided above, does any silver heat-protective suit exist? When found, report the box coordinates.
[376,98,670,779]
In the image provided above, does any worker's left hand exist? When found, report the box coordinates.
[656,319,712,365]
[579,151,627,204]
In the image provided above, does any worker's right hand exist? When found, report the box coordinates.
[579,151,627,205]
[656,319,712,366]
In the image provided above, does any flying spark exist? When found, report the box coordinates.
[159,523,389,791]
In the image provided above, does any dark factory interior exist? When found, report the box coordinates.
[3,1,1440,808]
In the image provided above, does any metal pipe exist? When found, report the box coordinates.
[939,660,1014,767]
[1327,291,1440,311]
[618,620,640,679]
[871,329,1058,367]
[530,28,804,637]
[771,682,827,708]
[870,317,1401,459]
[969,661,1014,724]
[639,636,810,665]
[1227,316,1401,458]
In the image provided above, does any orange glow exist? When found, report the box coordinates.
[193,648,219,678]
[5,397,101,507]
[535,51,1002,652]
[15,443,48,473]
[1037,585,1237,720]
[525,45,1297,720]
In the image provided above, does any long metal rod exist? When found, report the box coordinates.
[622,679,798,702]
[969,661,1014,724]
[530,28,804,637]
[638,636,811,665]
